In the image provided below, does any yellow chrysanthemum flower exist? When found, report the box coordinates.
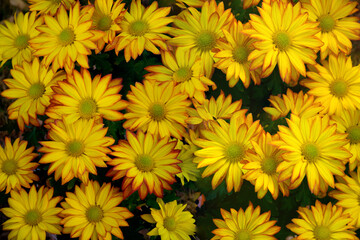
[123,80,190,139]
[144,49,215,103]
[274,115,351,195]
[211,203,280,240]
[301,54,360,116]
[141,198,196,240]
[214,20,261,88]
[46,69,127,124]
[329,169,360,229]
[301,0,360,60]
[330,109,360,171]
[243,132,289,200]
[1,185,62,239]
[106,131,181,200]
[39,117,114,184]
[287,200,357,240]
[0,11,43,67]
[169,0,234,77]
[263,89,323,121]
[1,57,66,131]
[0,137,38,194]
[30,2,103,73]
[28,0,75,16]
[195,113,262,192]
[106,0,172,62]
[61,180,133,240]
[244,1,322,84]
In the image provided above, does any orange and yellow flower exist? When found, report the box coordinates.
[28,0,75,15]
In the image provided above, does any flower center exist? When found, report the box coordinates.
[66,140,84,157]
[225,143,245,163]
[86,206,104,222]
[149,103,166,121]
[196,31,216,51]
[173,67,192,82]
[314,225,331,240]
[233,46,249,63]
[318,15,336,33]
[25,210,42,226]
[129,20,148,36]
[347,125,360,144]
[261,157,277,175]
[14,34,30,50]
[79,98,97,119]
[163,217,176,231]
[28,83,46,99]
[301,143,319,162]
[135,154,154,172]
[1,159,17,175]
[236,230,251,240]
[273,31,291,51]
[97,15,112,31]
[330,80,348,98]
[59,28,75,46]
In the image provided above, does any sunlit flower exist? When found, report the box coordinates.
[28,0,75,16]
[141,198,196,240]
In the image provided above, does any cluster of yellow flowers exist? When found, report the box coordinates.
[1,0,360,239]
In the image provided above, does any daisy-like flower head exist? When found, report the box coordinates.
[274,115,351,195]
[46,69,127,124]
[194,112,262,192]
[169,0,234,77]
[124,80,190,139]
[243,132,289,200]
[211,202,280,240]
[301,54,360,116]
[61,180,133,240]
[1,57,66,131]
[244,1,323,84]
[30,1,103,73]
[39,117,114,185]
[0,11,43,67]
[106,131,181,200]
[301,0,360,59]
[141,198,196,240]
[106,0,173,62]
[287,200,357,240]
[0,137,39,194]
[1,185,62,239]
[28,0,76,16]
[329,169,360,228]
[145,49,215,103]
[263,89,323,121]
[214,20,261,88]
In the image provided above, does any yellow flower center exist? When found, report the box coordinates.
[301,143,319,162]
[25,210,42,226]
[318,15,336,33]
[173,67,192,82]
[66,140,85,157]
[79,98,97,119]
[14,34,30,50]
[347,125,360,144]
[59,28,75,46]
[163,217,176,231]
[314,225,331,240]
[330,80,348,98]
[261,157,278,175]
[236,230,251,240]
[196,31,216,52]
[273,31,291,51]
[86,206,104,222]
[225,143,245,163]
[149,103,166,121]
[233,45,249,63]
[97,15,112,31]
[1,159,17,175]
[135,154,154,172]
[28,83,46,99]
[129,20,148,36]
